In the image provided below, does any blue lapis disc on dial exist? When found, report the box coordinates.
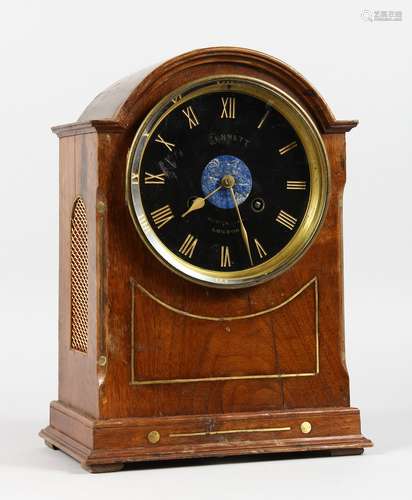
[201,155,252,209]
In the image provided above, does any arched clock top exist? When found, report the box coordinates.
[52,47,357,137]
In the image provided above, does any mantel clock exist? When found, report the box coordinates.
[40,47,372,472]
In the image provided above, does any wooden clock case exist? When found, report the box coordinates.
[40,47,372,472]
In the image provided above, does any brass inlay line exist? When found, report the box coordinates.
[130,276,316,322]
[315,277,319,374]
[133,372,315,386]
[130,277,320,385]
[170,426,292,438]
[130,274,136,384]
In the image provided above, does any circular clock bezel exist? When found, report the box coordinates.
[126,75,329,288]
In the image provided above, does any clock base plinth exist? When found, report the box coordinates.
[39,401,372,472]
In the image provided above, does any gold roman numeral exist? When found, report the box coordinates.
[150,204,174,229]
[131,172,139,185]
[286,180,307,190]
[155,134,175,152]
[220,246,231,267]
[276,210,297,230]
[178,233,198,258]
[144,172,166,184]
[254,238,267,259]
[279,141,298,155]
[220,97,236,119]
[182,106,199,129]
[171,94,182,104]
[257,110,270,129]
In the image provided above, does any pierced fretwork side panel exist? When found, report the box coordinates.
[70,197,89,353]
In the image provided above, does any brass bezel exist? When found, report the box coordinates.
[126,75,329,288]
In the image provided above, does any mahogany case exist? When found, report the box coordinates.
[40,47,372,472]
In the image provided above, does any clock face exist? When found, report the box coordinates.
[127,77,328,288]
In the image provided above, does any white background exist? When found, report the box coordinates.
[1,0,411,498]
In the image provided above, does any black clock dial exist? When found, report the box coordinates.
[128,78,328,287]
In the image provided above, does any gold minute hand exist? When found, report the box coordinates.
[229,187,254,266]
[181,184,223,218]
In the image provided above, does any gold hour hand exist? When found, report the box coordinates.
[229,186,254,266]
[181,185,223,217]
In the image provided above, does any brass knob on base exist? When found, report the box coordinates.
[300,421,312,434]
[147,431,160,444]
